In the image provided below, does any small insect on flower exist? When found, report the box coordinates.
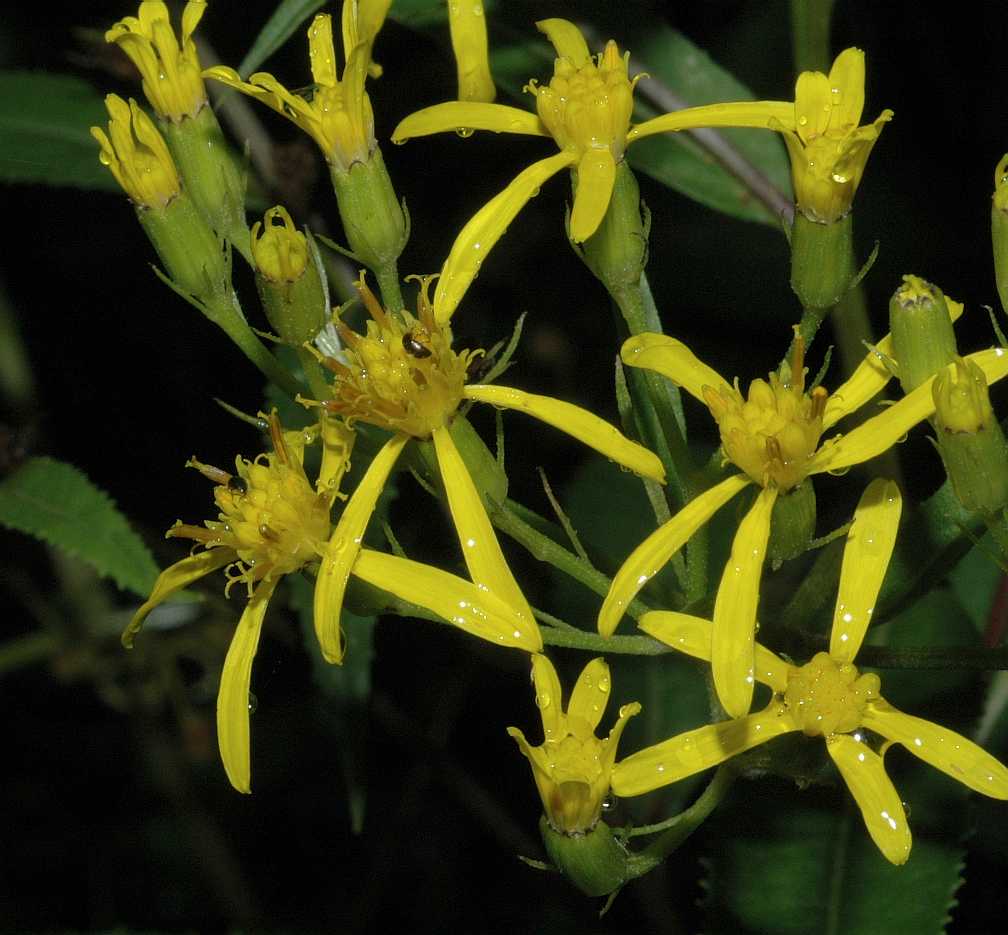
[402,330,433,358]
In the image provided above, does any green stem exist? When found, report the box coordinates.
[789,0,835,73]
[624,765,736,878]
[0,631,58,676]
[375,263,405,315]
[539,625,667,656]
[296,346,334,402]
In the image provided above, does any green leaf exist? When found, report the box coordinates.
[0,72,119,191]
[0,456,159,597]
[238,0,327,77]
[701,773,965,934]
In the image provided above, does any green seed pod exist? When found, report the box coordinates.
[888,275,959,393]
[789,211,854,310]
[539,816,629,897]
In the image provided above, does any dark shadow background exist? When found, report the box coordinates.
[2,1,1007,931]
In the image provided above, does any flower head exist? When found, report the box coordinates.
[91,94,181,210]
[509,654,640,834]
[776,48,892,222]
[122,411,354,793]
[307,272,664,667]
[612,480,1008,865]
[204,7,388,171]
[251,206,310,283]
[106,1,208,122]
[600,317,1008,720]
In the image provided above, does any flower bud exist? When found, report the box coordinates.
[888,275,958,393]
[579,161,648,298]
[789,211,855,311]
[539,816,629,897]
[329,147,408,290]
[932,358,1008,514]
[252,207,327,345]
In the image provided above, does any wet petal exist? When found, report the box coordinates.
[863,699,1008,799]
[217,577,278,794]
[315,434,407,663]
[602,700,642,773]
[463,384,664,482]
[620,333,732,404]
[307,13,338,87]
[628,101,795,143]
[640,611,790,692]
[392,102,546,142]
[712,487,777,718]
[794,69,832,140]
[122,549,233,648]
[317,416,356,496]
[598,474,751,637]
[433,151,576,323]
[611,705,799,796]
[827,48,866,128]
[530,653,564,738]
[568,657,610,732]
[432,425,536,627]
[353,548,542,651]
[830,479,901,662]
[535,18,591,66]
[826,732,911,865]
[569,149,617,242]
[448,0,495,101]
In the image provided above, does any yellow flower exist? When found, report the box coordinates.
[508,654,640,834]
[106,1,209,122]
[308,272,666,665]
[203,6,389,171]
[124,412,541,792]
[447,0,495,103]
[611,480,1008,865]
[251,206,310,283]
[600,312,1008,719]
[91,95,180,210]
[392,18,794,320]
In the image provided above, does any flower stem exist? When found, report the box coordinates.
[623,765,736,878]
[375,264,405,315]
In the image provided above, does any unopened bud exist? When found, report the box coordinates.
[539,816,629,897]
[889,275,958,393]
[789,212,855,311]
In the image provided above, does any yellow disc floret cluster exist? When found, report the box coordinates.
[320,273,480,438]
[783,651,881,737]
[702,336,828,491]
[169,415,333,596]
[530,39,637,162]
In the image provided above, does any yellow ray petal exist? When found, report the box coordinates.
[391,102,547,143]
[530,653,564,739]
[317,416,356,496]
[315,433,407,663]
[827,48,866,128]
[712,487,777,718]
[640,611,790,692]
[448,0,495,101]
[825,732,911,865]
[830,479,901,662]
[794,69,832,140]
[307,13,338,87]
[216,577,278,794]
[567,657,610,733]
[611,705,799,796]
[569,149,617,242]
[811,348,1008,474]
[598,474,751,637]
[535,18,591,66]
[122,548,233,648]
[620,333,732,404]
[627,101,795,144]
[353,548,542,651]
[433,151,576,323]
[863,699,1008,799]
[822,299,962,431]
[462,384,664,482]
[432,425,536,628]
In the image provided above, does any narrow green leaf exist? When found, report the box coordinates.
[0,72,118,191]
[238,0,327,77]
[0,456,159,596]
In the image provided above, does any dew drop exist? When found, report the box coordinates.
[247,691,258,713]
